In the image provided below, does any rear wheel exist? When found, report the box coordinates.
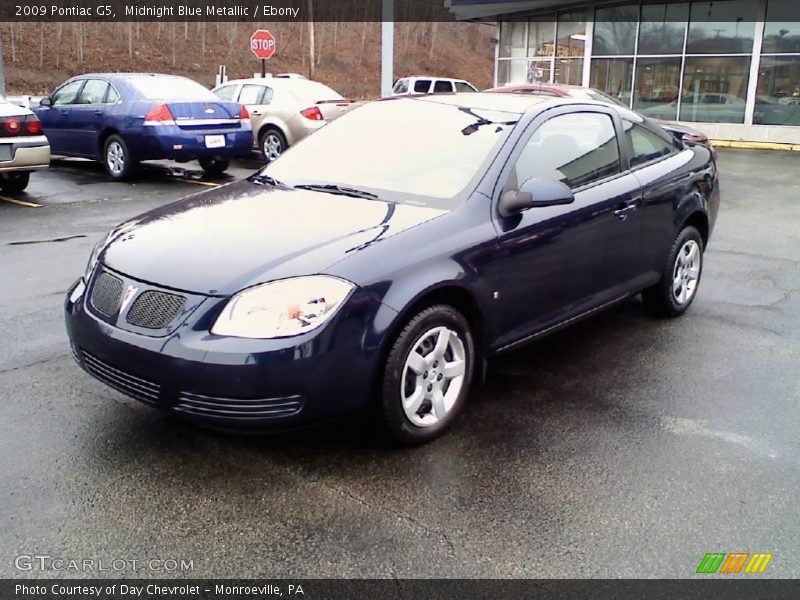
[0,171,30,193]
[198,156,230,176]
[103,134,137,181]
[379,304,474,445]
[642,225,704,317]
[260,128,287,162]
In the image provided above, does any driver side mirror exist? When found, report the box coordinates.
[499,178,575,217]
[39,96,52,107]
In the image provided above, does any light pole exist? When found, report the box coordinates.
[381,0,395,97]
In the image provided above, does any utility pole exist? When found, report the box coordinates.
[307,0,315,80]
[381,0,395,97]
[0,26,6,97]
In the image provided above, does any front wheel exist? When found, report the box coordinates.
[379,304,475,445]
[103,135,137,181]
[198,156,230,176]
[642,225,704,317]
[0,171,30,193]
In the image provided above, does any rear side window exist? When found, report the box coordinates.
[414,79,432,93]
[433,80,454,93]
[455,82,477,93]
[393,79,409,94]
[239,85,271,105]
[214,85,238,102]
[513,112,621,190]
[76,80,110,105]
[624,121,676,167]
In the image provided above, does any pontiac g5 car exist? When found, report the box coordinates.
[65,94,719,445]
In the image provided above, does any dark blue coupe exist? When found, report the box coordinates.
[65,94,720,444]
[35,73,252,180]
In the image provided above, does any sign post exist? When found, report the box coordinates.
[250,30,276,78]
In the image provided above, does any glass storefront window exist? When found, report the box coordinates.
[529,18,556,57]
[687,0,757,54]
[497,60,528,86]
[681,56,751,123]
[590,58,633,106]
[755,56,800,126]
[638,3,689,55]
[556,11,587,58]
[634,57,683,120]
[554,58,584,85]
[763,0,800,53]
[593,5,639,55]
[500,20,527,59]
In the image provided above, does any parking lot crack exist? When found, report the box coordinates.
[0,353,70,374]
[8,234,87,246]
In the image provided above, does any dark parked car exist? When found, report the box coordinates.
[65,94,720,444]
[487,83,714,148]
[35,73,252,180]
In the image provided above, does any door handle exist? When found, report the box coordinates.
[250,110,262,116]
[613,202,637,221]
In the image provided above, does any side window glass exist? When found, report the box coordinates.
[512,112,621,189]
[106,86,120,103]
[76,80,110,105]
[414,79,432,93]
[393,79,409,94]
[51,80,84,106]
[213,85,238,102]
[433,80,453,93]
[624,121,675,167]
[240,85,267,105]
[455,82,476,93]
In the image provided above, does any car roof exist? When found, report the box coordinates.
[401,76,471,83]
[214,77,332,88]
[70,73,191,80]
[410,91,557,114]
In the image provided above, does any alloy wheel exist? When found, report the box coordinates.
[400,326,466,428]
[263,133,283,162]
[106,141,125,176]
[672,239,701,305]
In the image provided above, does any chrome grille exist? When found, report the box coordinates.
[126,290,186,329]
[82,351,160,406]
[90,271,124,316]
[174,392,303,421]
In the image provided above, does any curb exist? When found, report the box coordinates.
[710,140,800,152]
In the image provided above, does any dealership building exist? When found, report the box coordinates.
[450,0,800,144]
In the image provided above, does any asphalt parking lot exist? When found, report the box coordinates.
[1,149,798,578]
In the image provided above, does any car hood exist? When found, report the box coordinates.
[100,180,446,295]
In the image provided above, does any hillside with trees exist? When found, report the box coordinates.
[1,21,496,98]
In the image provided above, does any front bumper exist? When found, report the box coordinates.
[0,136,50,172]
[64,271,385,430]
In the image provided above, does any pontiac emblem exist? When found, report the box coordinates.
[119,286,138,314]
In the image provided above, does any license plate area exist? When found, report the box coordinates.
[205,135,226,149]
[0,144,13,161]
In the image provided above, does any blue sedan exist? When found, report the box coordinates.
[65,94,720,445]
[35,73,252,180]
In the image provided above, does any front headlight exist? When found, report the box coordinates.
[83,237,106,282]
[211,276,355,339]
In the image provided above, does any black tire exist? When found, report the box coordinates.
[642,225,704,318]
[198,156,231,176]
[260,128,288,162]
[379,304,475,446]
[103,134,138,181]
[0,171,30,193]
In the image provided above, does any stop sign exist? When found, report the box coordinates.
[250,30,276,60]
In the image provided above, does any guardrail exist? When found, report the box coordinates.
[6,96,44,109]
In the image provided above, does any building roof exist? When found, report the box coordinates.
[446,0,618,21]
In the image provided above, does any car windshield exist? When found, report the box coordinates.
[129,77,219,101]
[262,99,519,207]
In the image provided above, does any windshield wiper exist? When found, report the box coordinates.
[294,183,379,200]
[249,173,287,187]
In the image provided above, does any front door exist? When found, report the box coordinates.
[486,108,643,349]
[37,79,86,155]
